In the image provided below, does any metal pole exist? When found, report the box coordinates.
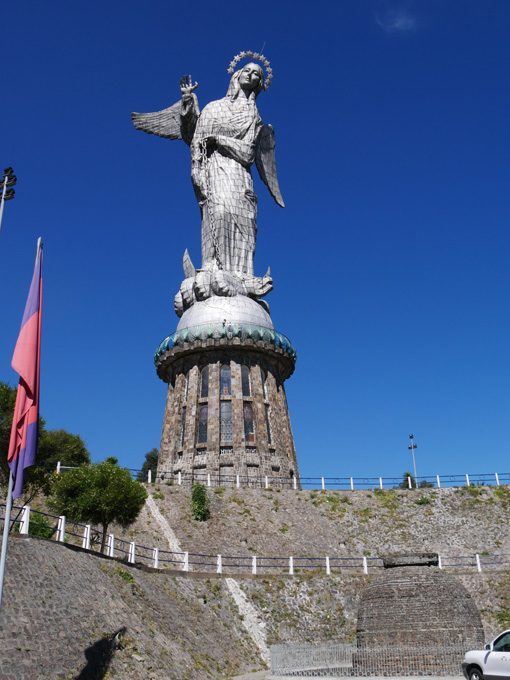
[0,472,15,614]
[0,168,16,239]
[408,434,418,488]
[0,174,8,237]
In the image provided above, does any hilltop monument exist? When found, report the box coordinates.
[132,52,300,486]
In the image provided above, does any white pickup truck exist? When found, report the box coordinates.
[462,630,510,680]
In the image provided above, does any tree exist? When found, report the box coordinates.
[398,470,417,489]
[50,459,148,553]
[397,470,434,489]
[37,429,90,469]
[137,448,158,482]
[0,383,17,484]
[0,381,90,488]
[0,382,49,493]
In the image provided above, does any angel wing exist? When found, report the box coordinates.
[131,94,199,146]
[255,124,285,208]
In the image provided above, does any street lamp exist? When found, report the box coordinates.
[0,167,17,238]
[408,434,418,488]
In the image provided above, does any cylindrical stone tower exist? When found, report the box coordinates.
[154,295,300,487]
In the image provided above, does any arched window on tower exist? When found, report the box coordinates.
[243,403,254,442]
[260,368,267,400]
[183,371,189,402]
[220,364,231,396]
[180,406,186,447]
[265,404,273,445]
[241,365,251,397]
[197,404,208,444]
[220,401,233,442]
[200,366,209,399]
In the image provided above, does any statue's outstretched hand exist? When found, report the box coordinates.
[180,75,198,99]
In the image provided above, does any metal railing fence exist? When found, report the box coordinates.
[1,503,509,576]
[34,461,510,490]
[156,469,510,490]
[271,641,472,677]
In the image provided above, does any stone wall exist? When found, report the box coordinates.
[0,536,263,680]
[4,484,510,678]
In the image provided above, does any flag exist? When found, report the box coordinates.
[7,242,43,499]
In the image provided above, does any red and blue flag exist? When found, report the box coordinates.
[8,243,43,499]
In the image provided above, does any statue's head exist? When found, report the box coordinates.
[227,63,265,100]
[226,52,273,99]
[239,63,264,94]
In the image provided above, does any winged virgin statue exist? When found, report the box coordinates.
[132,55,284,316]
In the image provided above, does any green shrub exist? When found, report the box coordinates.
[191,483,210,521]
[27,511,54,539]
[118,567,135,583]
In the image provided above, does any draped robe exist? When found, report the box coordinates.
[189,94,263,276]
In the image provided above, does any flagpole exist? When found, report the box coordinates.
[0,236,43,616]
[0,472,15,614]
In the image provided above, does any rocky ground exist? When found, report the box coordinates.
[126,484,510,559]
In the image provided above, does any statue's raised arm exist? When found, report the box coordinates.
[131,75,200,146]
[131,52,284,316]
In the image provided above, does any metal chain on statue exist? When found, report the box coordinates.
[200,139,223,271]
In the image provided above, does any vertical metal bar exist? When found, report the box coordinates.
[289,556,293,575]
[321,477,325,490]
[379,477,383,489]
[326,556,331,575]
[128,542,136,564]
[57,516,66,542]
[350,477,354,490]
[183,552,189,572]
[363,556,368,575]
[436,475,441,488]
[107,534,115,557]
[476,554,482,572]
[252,556,257,575]
[153,547,159,569]
[82,525,91,550]
[466,474,470,486]
[20,505,30,535]
[495,473,500,486]
[0,473,15,614]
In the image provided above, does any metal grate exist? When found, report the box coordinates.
[271,642,472,677]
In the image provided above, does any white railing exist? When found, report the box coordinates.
[155,469,510,490]
[51,461,510,490]
[1,503,509,576]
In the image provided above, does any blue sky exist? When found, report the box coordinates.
[1,1,509,481]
